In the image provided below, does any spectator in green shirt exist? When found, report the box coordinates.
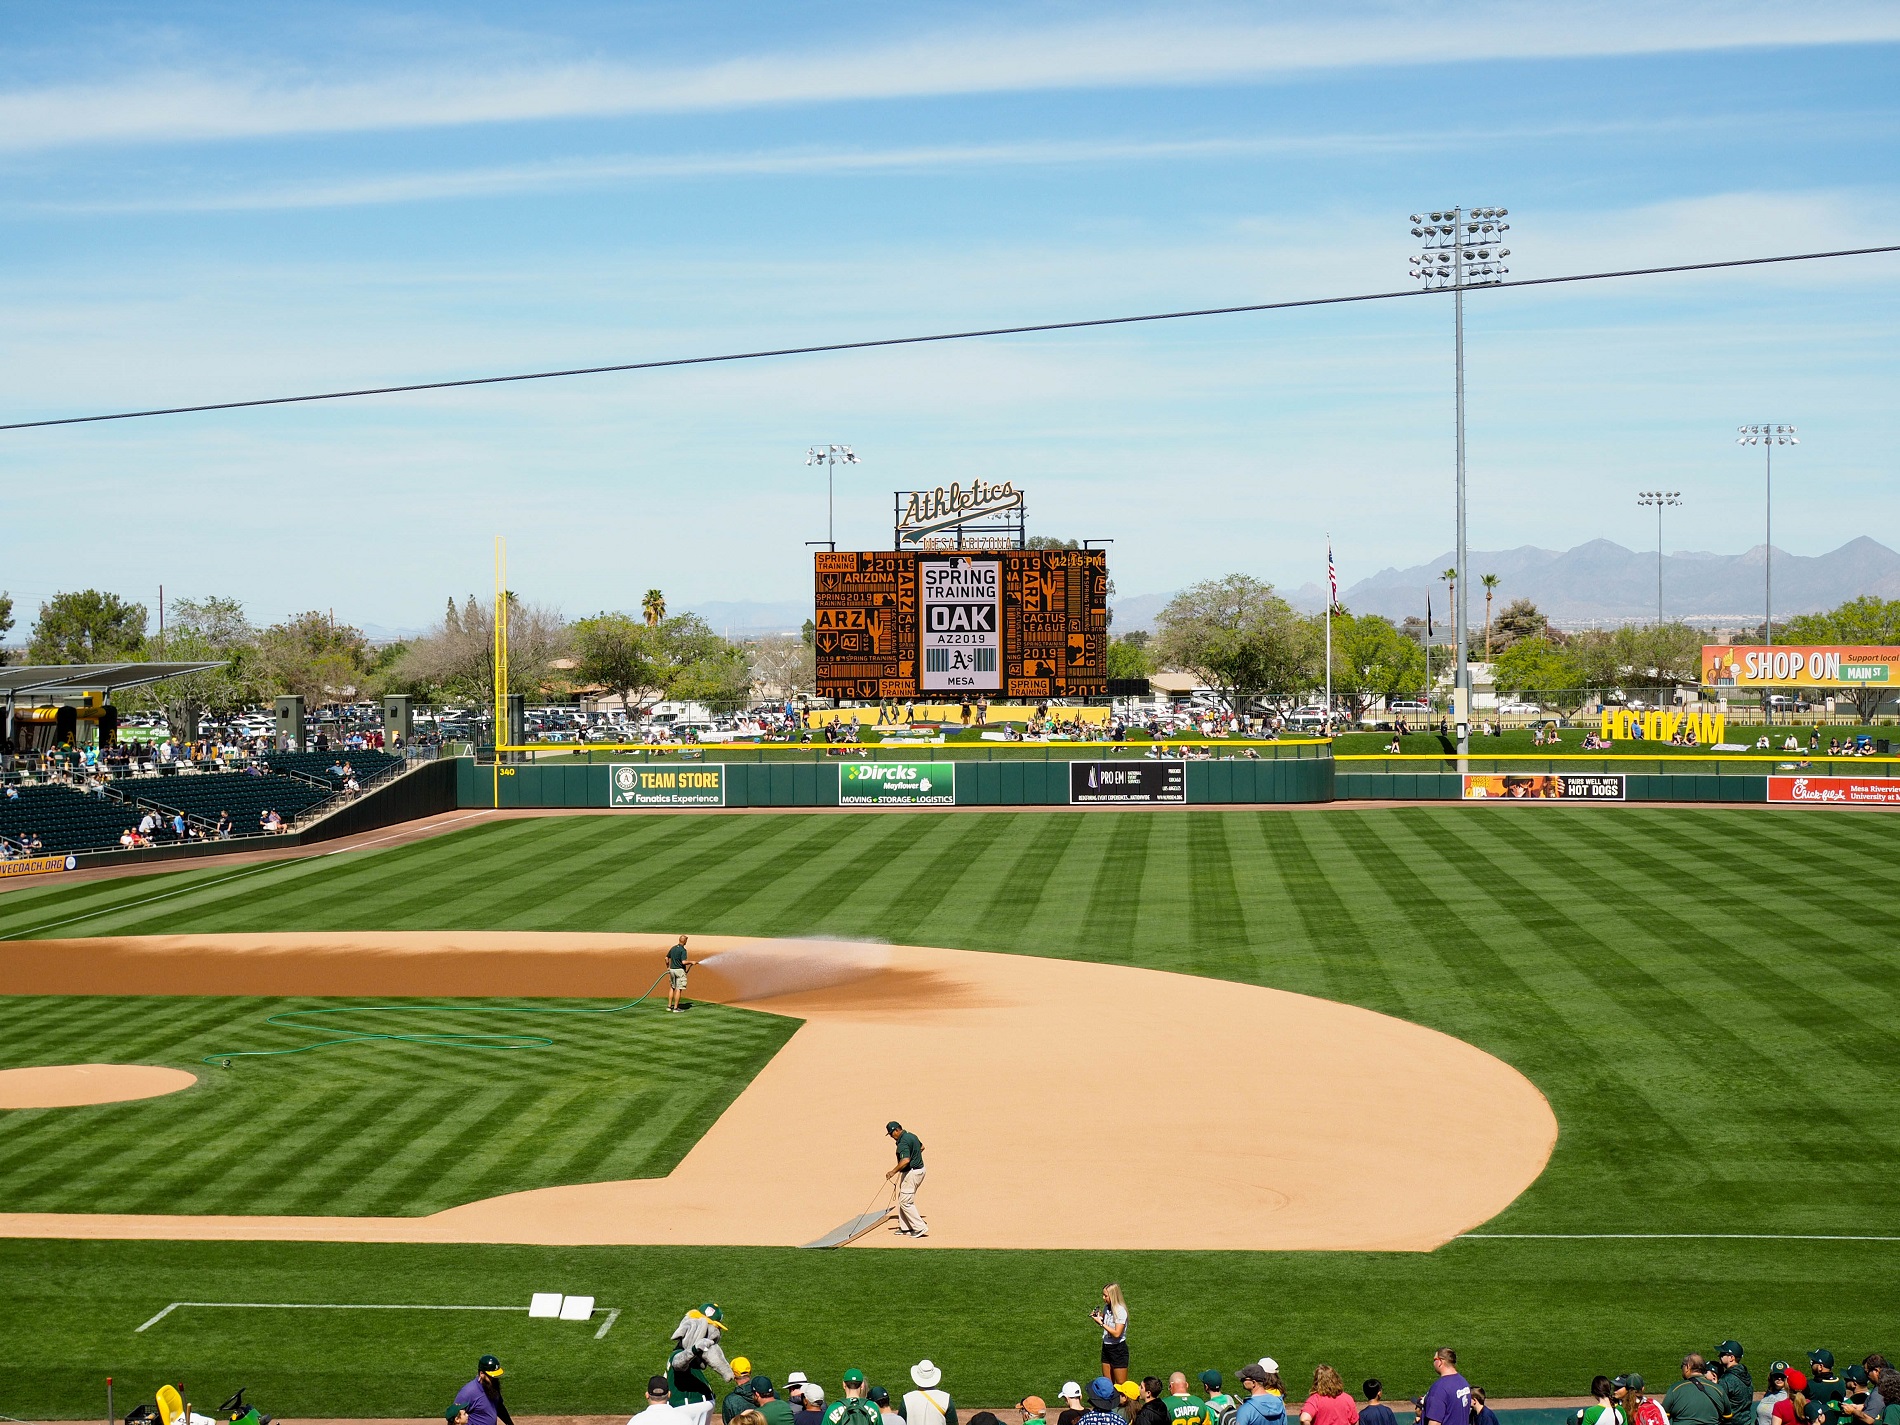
[723,1359,759,1424]
[1164,1374,1208,1425]
[1663,1356,1728,1425]
[753,1378,797,1425]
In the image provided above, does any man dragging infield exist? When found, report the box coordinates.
[884,1120,928,1238]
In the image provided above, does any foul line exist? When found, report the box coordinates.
[1459,1232,1900,1242]
[135,1300,619,1336]
[2,243,1895,432]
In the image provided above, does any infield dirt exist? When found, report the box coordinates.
[0,932,1555,1251]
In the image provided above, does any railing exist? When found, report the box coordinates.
[1336,751,1900,775]
[482,736,1334,765]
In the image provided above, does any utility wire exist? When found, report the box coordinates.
[3,243,1896,434]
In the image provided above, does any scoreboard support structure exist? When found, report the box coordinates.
[814,549,1109,701]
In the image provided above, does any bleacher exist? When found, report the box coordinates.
[264,749,401,790]
[109,770,334,831]
[0,783,142,855]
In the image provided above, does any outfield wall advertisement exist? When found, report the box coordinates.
[1703,644,1900,688]
[610,764,726,807]
[839,762,955,805]
[1070,760,1186,804]
[0,853,77,879]
[1463,773,1626,800]
[1767,775,1900,805]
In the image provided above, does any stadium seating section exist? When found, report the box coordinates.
[109,770,334,830]
[0,783,142,856]
[264,749,401,789]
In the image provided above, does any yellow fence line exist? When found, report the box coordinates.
[1335,752,1900,764]
[494,737,1330,754]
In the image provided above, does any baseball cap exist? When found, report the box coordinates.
[754,1377,777,1396]
[1061,1384,1084,1402]
[1021,1398,1047,1415]
[1088,1379,1119,1403]
[1719,1343,1745,1359]
[805,1387,827,1406]
[870,1388,892,1406]
[1786,1370,1809,1393]
[478,1355,504,1377]
[445,1408,465,1423]
[886,1120,902,1132]
[1811,1351,1836,1369]
[1238,1366,1269,1387]
[844,1371,866,1387]
[1200,1372,1223,1391]
[1845,1367,1870,1385]
[1259,1360,1280,1375]
[700,1303,726,1325]
[733,1359,753,1375]
[648,1378,671,1400]
[1804,1406,1828,1422]
[1116,1383,1140,1403]
[1613,1376,1645,1394]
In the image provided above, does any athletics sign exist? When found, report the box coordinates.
[1767,775,1900,805]
[839,762,956,805]
[610,764,726,807]
[1462,773,1626,800]
[1070,760,1186,804]
[1704,644,1900,688]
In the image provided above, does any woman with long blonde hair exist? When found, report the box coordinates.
[1091,1283,1130,1384]
[1299,1366,1359,1425]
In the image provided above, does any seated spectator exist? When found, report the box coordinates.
[1755,735,1772,750]
[1579,1377,1621,1425]
[1385,735,1403,754]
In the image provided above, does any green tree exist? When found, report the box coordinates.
[1152,575,1318,713]
[1106,633,1153,682]
[0,590,13,665]
[572,612,662,711]
[27,589,147,663]
[392,595,569,705]
[117,596,262,740]
[655,614,752,711]
[1493,634,1592,713]
[256,612,374,708]
[1331,612,1426,721]
[642,589,667,627]
[1779,596,1900,718]
[1480,574,1501,658]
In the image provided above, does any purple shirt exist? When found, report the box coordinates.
[1422,1376,1470,1425]
[456,1379,506,1425]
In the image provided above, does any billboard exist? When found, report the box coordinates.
[1703,644,1900,688]
[839,761,956,805]
[0,853,77,880]
[920,555,1001,693]
[1768,775,1900,805]
[610,764,726,807]
[1069,759,1186,804]
[1462,773,1626,800]
[815,548,1108,700]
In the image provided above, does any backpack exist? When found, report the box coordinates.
[1209,1400,1238,1425]
[837,1401,881,1425]
[1632,1401,1667,1425]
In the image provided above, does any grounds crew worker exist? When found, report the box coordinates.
[666,935,696,1013]
[885,1120,928,1238]
[666,1303,737,1421]
[454,1356,514,1425]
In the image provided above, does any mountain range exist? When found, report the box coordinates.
[1113,537,1900,631]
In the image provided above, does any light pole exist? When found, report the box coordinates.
[1410,206,1510,757]
[804,443,860,551]
[1636,491,1681,627]
[1735,425,1795,645]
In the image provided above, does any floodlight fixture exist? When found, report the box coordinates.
[1734,425,1795,649]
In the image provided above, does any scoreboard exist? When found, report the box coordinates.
[814,549,1109,700]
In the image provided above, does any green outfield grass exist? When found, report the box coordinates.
[0,996,796,1215]
[2,805,1897,1413]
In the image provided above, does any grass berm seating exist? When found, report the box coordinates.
[263,749,401,790]
[109,770,333,830]
[0,783,142,855]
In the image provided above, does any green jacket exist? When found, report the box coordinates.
[724,1386,760,1423]
[1662,1380,1726,1425]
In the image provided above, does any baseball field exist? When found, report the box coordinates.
[1,804,1895,1417]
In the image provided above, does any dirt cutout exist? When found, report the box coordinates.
[0,1064,197,1109]
[0,933,1555,1250]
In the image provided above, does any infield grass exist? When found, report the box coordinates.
[2,805,1897,1412]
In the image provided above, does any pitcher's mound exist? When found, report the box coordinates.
[0,1064,197,1109]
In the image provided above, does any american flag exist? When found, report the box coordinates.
[1328,540,1338,612]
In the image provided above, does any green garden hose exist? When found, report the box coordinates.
[200,969,674,1065]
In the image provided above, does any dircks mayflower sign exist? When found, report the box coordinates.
[896,480,1022,543]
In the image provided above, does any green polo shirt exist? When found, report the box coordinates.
[1662,1380,1724,1425]
[668,942,688,970]
[1166,1395,1207,1425]
[758,1401,798,1425]
[894,1130,923,1170]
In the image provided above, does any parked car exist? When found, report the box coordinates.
[1387,700,1432,717]
[1285,705,1332,731]
[1497,700,1543,715]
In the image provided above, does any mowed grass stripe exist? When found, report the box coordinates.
[1079,813,1156,962]
[519,814,768,931]
[872,813,1021,944]
[972,812,1085,945]
[1259,814,1398,1010]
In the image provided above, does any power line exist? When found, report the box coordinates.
[3,243,1896,434]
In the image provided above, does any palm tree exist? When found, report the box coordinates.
[642,589,666,627]
[1480,573,1501,659]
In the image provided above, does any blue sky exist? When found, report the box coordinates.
[2,2,1898,631]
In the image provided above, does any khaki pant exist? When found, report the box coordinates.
[896,1166,927,1233]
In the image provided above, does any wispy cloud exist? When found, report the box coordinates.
[2,3,1898,152]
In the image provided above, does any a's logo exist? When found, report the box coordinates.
[614,767,637,791]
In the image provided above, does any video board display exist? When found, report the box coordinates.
[814,549,1108,700]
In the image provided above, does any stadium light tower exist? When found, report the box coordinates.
[1735,424,1795,645]
[804,443,860,552]
[1409,206,1510,757]
[1636,491,1682,627]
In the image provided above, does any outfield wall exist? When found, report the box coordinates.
[454,756,1335,807]
[1335,771,1769,802]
